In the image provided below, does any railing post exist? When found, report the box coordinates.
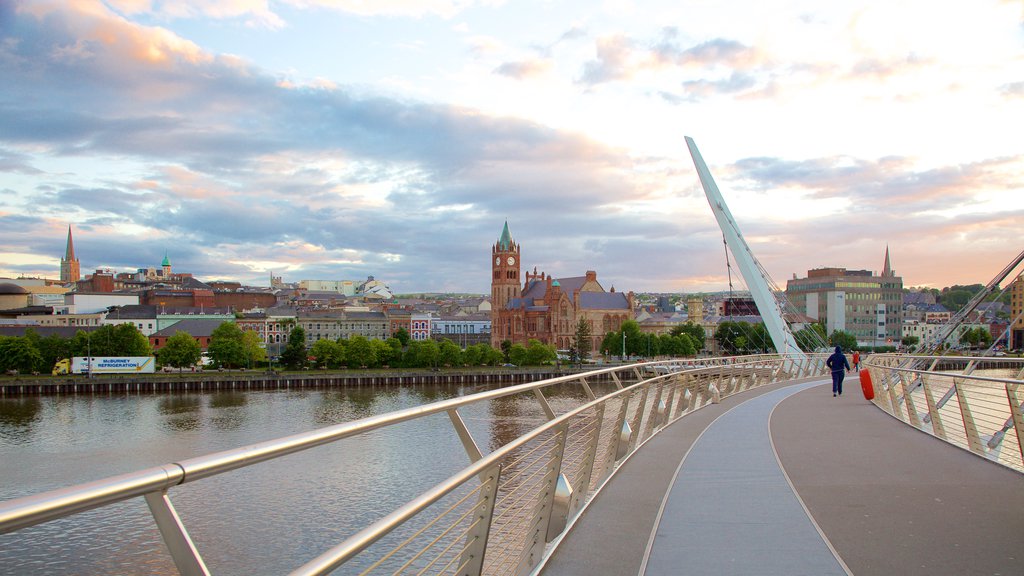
[673,375,691,419]
[954,380,986,456]
[609,395,632,468]
[517,423,568,575]
[461,464,502,576]
[448,408,484,463]
[144,491,211,576]
[922,376,947,439]
[899,373,922,428]
[570,403,606,516]
[886,370,903,421]
[1005,384,1024,464]
[643,382,665,439]
[628,387,649,452]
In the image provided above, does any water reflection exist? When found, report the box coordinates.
[0,380,612,575]
[208,392,248,431]
[0,398,41,444]
[157,395,201,431]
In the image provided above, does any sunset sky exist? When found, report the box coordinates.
[1,1,1022,294]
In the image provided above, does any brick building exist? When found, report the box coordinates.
[490,222,634,351]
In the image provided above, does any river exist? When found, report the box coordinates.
[0,380,611,575]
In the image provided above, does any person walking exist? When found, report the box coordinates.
[826,345,851,397]
[852,350,860,372]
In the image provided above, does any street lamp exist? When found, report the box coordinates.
[622,332,626,361]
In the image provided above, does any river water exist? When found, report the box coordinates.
[0,381,611,575]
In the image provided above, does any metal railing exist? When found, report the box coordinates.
[0,353,828,575]
[864,354,1024,473]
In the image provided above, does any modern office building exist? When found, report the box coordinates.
[785,249,903,347]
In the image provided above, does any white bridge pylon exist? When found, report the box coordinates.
[685,136,806,361]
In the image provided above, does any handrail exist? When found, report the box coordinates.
[0,353,826,575]
[864,354,1024,473]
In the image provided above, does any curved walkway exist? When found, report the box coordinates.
[541,378,1024,576]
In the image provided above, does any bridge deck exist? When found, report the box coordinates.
[540,378,1024,576]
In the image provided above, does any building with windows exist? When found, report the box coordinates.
[785,249,903,347]
[490,222,634,351]
[1011,273,1024,350]
[433,313,491,347]
[296,311,389,345]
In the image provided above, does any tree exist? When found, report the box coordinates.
[393,327,411,347]
[715,321,745,355]
[747,323,775,353]
[385,338,403,366]
[959,327,993,350]
[500,340,512,363]
[70,324,151,357]
[599,331,618,358]
[0,336,43,374]
[207,322,247,368]
[373,339,397,367]
[620,320,643,356]
[310,339,342,368]
[346,335,377,368]
[572,318,592,363]
[473,343,503,366]
[524,339,556,365]
[160,332,202,372]
[794,323,827,352]
[406,339,439,368]
[280,326,308,369]
[438,339,463,367]
[463,343,483,366]
[508,343,528,366]
[829,330,858,352]
[35,333,71,373]
[671,322,706,351]
[901,335,920,348]
[241,330,267,367]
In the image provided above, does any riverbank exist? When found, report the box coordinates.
[0,365,609,396]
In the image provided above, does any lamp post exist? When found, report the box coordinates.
[622,332,626,361]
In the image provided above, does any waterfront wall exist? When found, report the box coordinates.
[0,367,611,396]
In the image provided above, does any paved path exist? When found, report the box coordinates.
[641,381,845,576]
[541,378,1024,576]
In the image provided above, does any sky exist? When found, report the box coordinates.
[1,0,1022,295]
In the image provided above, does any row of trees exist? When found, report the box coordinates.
[598,320,703,359]
[0,324,151,374]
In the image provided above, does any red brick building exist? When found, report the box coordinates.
[490,222,634,351]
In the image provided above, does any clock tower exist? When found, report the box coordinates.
[491,221,521,344]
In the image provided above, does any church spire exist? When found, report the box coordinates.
[60,225,81,283]
[882,245,892,277]
[497,220,514,250]
[65,225,76,261]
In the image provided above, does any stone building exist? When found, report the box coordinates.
[489,222,633,351]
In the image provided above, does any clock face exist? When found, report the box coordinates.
[495,256,500,265]
[507,256,515,265]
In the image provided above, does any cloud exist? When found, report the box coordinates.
[493,58,552,80]
[578,33,766,92]
[1000,81,1024,98]
[0,2,656,291]
[105,0,498,24]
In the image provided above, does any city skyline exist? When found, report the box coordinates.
[1,1,1021,293]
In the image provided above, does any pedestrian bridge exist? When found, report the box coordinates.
[1,354,1022,575]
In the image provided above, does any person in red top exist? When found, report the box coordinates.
[852,350,861,372]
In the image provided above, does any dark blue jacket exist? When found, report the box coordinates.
[826,346,850,373]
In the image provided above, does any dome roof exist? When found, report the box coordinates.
[0,283,29,295]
